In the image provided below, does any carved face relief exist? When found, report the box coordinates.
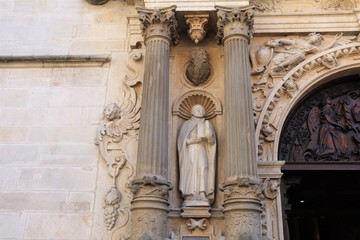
[191,104,205,118]
[185,48,211,86]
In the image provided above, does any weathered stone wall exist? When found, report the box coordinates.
[0,1,135,239]
[3,0,360,239]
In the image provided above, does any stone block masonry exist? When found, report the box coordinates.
[0,0,132,239]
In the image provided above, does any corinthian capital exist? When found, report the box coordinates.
[137,5,179,45]
[215,5,255,44]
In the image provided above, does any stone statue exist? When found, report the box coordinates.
[315,97,348,157]
[251,33,343,85]
[177,104,216,207]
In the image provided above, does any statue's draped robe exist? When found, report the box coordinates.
[177,117,216,201]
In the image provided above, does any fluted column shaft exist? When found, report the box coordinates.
[130,6,178,240]
[224,35,257,181]
[137,36,170,180]
[216,6,262,239]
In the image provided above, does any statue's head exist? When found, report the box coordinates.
[306,33,323,46]
[191,104,205,118]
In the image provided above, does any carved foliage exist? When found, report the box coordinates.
[185,48,211,86]
[216,6,255,44]
[253,34,360,161]
[130,176,172,198]
[137,6,179,45]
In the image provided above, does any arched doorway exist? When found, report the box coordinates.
[279,75,360,240]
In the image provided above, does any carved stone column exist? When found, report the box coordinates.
[130,6,178,240]
[216,5,262,239]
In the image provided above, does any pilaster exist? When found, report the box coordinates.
[216,5,262,239]
[130,6,178,239]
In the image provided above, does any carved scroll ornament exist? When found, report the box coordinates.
[96,50,143,234]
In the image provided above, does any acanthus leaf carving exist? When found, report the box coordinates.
[215,5,255,44]
[137,5,179,45]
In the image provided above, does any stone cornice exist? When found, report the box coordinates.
[0,55,111,68]
[144,1,249,11]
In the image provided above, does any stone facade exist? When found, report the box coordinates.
[1,0,360,239]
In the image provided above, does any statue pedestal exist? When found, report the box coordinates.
[181,206,211,219]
